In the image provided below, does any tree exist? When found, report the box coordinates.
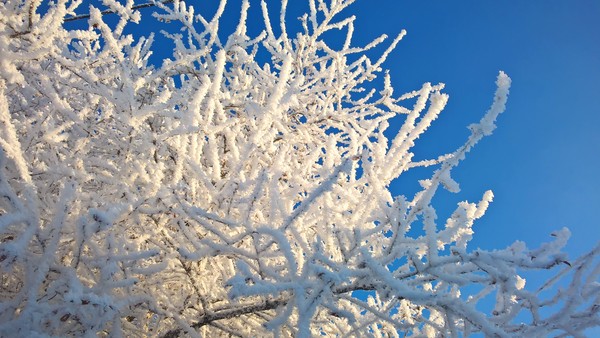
[0,0,598,336]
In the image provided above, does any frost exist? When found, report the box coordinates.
[0,0,597,337]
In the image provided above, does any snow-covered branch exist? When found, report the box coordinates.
[0,0,597,336]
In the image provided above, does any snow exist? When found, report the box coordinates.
[0,0,597,337]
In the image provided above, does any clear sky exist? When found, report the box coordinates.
[352,1,600,259]
[345,2,600,333]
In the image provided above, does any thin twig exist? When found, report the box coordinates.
[64,0,174,22]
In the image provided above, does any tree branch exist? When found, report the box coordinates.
[64,0,174,22]
[160,298,288,338]
[158,281,383,338]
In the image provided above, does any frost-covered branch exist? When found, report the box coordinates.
[0,0,598,336]
[64,0,174,22]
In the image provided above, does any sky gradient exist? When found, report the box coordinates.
[360,1,600,258]
[349,3,600,333]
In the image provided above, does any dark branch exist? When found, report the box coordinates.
[158,283,379,338]
[160,298,288,338]
[64,0,174,22]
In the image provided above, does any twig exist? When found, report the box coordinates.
[64,0,174,22]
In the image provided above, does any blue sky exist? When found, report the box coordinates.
[350,3,600,332]
[357,1,600,258]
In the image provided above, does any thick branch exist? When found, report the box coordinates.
[160,298,288,338]
[158,281,382,338]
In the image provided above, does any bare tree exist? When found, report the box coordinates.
[0,0,598,336]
